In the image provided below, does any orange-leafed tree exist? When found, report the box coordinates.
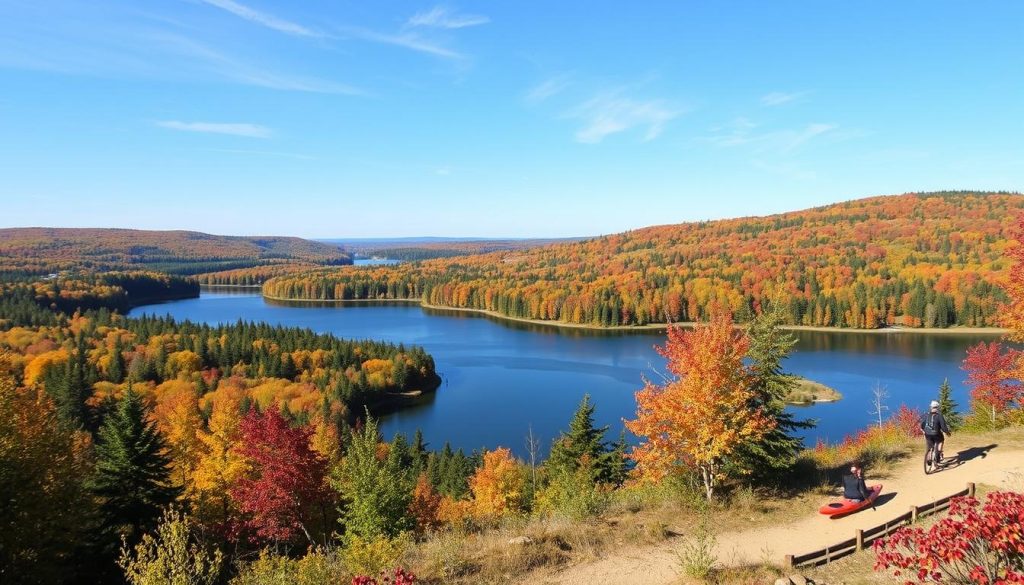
[152,380,203,489]
[408,472,442,533]
[625,312,772,501]
[468,447,526,521]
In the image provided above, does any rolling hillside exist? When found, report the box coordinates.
[262,192,1023,329]
[0,227,352,278]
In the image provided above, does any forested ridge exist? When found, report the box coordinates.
[264,192,1022,329]
[0,227,352,278]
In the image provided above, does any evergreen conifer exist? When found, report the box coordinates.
[91,385,179,555]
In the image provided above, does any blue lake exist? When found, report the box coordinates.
[133,290,999,457]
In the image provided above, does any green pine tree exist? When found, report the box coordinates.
[937,378,963,430]
[334,413,413,541]
[547,394,623,485]
[90,385,179,556]
[737,307,814,479]
[107,338,125,384]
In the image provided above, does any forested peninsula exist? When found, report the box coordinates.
[262,192,1022,330]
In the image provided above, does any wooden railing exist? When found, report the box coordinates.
[784,482,976,569]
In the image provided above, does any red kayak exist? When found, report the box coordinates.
[819,484,882,518]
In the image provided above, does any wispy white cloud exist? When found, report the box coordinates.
[760,91,806,106]
[157,120,271,138]
[434,166,452,176]
[782,123,836,151]
[150,32,366,94]
[525,75,571,104]
[338,26,464,59]
[704,118,837,153]
[408,6,489,29]
[198,0,319,37]
[569,93,680,144]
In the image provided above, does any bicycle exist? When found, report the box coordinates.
[924,442,944,474]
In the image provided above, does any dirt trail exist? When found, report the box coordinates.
[530,437,1024,585]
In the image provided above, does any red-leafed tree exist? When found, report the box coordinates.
[962,341,1022,425]
[874,491,1024,584]
[229,407,331,546]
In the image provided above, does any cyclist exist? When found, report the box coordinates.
[921,400,951,466]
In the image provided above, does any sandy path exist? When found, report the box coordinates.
[530,437,1024,585]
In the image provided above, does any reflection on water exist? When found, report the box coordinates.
[135,291,1001,456]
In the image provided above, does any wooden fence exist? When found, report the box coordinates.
[783,482,975,569]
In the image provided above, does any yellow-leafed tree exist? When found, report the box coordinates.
[190,391,246,526]
[467,447,526,521]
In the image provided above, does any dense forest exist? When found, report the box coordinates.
[337,238,583,262]
[0,281,458,582]
[264,192,1022,329]
[7,271,200,314]
[0,282,438,425]
[193,262,325,286]
[0,227,352,278]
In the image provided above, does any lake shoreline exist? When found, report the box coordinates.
[260,294,1007,336]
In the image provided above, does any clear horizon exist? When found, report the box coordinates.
[2,1,1022,238]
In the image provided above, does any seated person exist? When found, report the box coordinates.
[842,462,870,502]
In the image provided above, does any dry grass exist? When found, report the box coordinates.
[403,479,833,584]
[400,425,1024,584]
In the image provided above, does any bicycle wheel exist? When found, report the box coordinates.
[924,448,935,474]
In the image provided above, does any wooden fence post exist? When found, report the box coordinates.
[784,555,794,569]
[967,482,976,497]
[855,529,864,551]
[910,505,918,523]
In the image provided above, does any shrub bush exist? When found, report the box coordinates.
[874,491,1024,584]
[343,534,410,578]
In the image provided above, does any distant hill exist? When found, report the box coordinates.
[264,191,1023,329]
[0,227,351,278]
[322,237,586,261]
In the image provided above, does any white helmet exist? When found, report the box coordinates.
[930,400,940,410]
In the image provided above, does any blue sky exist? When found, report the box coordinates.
[1,1,1022,238]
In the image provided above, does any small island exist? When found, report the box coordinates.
[785,377,843,405]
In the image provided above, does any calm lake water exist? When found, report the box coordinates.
[133,290,1000,457]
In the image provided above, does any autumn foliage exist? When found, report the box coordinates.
[0,227,350,278]
[962,342,1023,424]
[625,312,772,500]
[874,492,1024,583]
[229,407,330,546]
[352,568,417,585]
[408,473,442,533]
[467,448,527,521]
[1002,217,1024,342]
[264,193,1021,329]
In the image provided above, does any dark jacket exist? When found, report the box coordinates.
[843,473,869,501]
[920,411,951,437]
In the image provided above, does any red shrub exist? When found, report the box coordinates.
[874,491,1024,583]
[892,404,924,438]
[352,568,417,585]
